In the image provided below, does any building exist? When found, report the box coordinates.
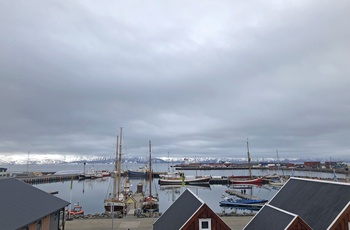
[0,178,70,230]
[244,177,350,230]
[303,161,321,168]
[0,167,11,178]
[154,188,231,230]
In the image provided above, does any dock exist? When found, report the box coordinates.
[16,174,78,184]
[224,188,262,200]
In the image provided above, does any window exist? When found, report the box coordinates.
[36,220,42,230]
[199,218,211,230]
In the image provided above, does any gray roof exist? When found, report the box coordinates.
[0,178,70,229]
[246,177,350,230]
[153,188,204,230]
[244,204,299,230]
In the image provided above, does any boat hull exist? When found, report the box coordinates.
[230,178,263,184]
[127,169,148,178]
[104,200,125,213]
[142,201,159,213]
[158,176,211,185]
[219,198,268,207]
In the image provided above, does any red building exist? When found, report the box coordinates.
[304,161,321,168]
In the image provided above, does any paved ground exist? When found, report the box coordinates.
[64,215,253,230]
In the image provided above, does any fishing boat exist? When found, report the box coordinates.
[70,202,84,215]
[230,139,263,185]
[142,141,159,213]
[103,128,126,214]
[101,169,111,177]
[127,165,149,178]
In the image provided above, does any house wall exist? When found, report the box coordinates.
[19,212,62,230]
[287,217,312,230]
[329,206,350,230]
[49,211,60,230]
[182,205,231,230]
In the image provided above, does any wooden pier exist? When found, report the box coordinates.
[224,188,262,200]
[17,174,78,184]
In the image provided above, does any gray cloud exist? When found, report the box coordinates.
[1,1,349,160]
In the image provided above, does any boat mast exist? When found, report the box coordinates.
[113,135,118,200]
[149,140,152,197]
[276,149,280,172]
[247,138,252,178]
[118,127,123,199]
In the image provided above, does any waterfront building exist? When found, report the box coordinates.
[244,177,350,230]
[0,178,69,230]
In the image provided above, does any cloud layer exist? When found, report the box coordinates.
[1,1,349,160]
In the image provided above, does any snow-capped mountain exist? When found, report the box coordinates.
[0,153,306,165]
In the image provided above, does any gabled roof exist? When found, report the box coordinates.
[247,177,350,230]
[0,178,70,229]
[244,204,310,230]
[153,188,204,230]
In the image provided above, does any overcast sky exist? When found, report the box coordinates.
[1,1,349,160]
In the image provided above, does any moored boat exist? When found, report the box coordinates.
[103,128,126,214]
[70,203,84,215]
[230,177,263,184]
[230,139,263,185]
[219,197,268,207]
[158,173,211,185]
[142,141,159,213]
[127,165,148,178]
[101,170,111,177]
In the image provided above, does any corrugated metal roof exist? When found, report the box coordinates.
[0,178,70,229]
[244,204,297,229]
[153,188,203,230]
[265,178,350,230]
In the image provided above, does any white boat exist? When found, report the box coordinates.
[269,177,286,186]
[103,127,126,214]
[158,172,211,185]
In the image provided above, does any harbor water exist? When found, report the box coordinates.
[2,163,343,215]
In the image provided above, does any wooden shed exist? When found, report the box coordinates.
[154,188,231,230]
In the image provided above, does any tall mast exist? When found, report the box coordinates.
[149,140,152,197]
[247,138,252,178]
[113,135,118,199]
[276,149,280,172]
[117,127,123,198]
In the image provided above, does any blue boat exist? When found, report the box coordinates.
[127,165,149,178]
[219,197,268,207]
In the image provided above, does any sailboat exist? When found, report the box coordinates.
[142,140,159,213]
[104,128,126,214]
[230,139,263,184]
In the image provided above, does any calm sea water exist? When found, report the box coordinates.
[2,163,341,215]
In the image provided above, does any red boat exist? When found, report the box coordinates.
[230,177,263,184]
[230,139,263,185]
[70,203,84,215]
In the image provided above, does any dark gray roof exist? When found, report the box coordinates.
[0,178,70,229]
[153,188,203,230]
[269,177,350,230]
[244,204,298,230]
